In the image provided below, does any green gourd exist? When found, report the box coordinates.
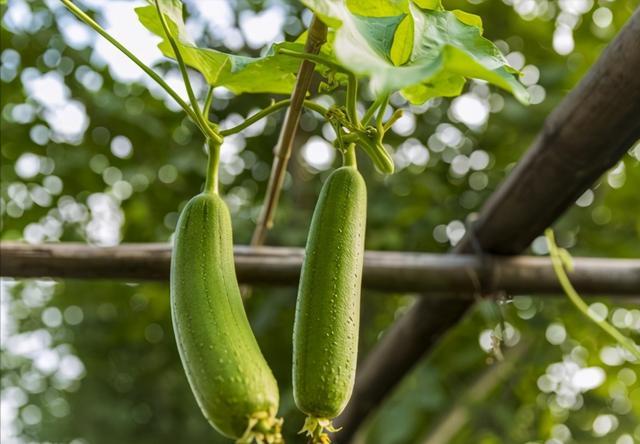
[171,192,282,443]
[293,164,367,441]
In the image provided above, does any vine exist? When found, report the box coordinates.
[545,229,640,361]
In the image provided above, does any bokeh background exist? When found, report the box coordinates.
[1,0,639,443]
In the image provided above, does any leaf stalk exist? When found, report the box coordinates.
[59,0,197,123]
[153,0,222,144]
[220,100,329,137]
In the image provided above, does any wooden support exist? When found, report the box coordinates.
[1,242,638,296]
[251,16,327,246]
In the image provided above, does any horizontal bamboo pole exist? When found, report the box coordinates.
[0,242,638,297]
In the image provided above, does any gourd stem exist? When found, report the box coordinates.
[221,100,292,137]
[303,100,332,118]
[545,229,640,360]
[154,0,222,144]
[362,95,386,126]
[383,109,404,131]
[346,75,359,128]
[343,143,357,168]
[220,100,330,137]
[205,139,221,195]
[375,94,389,132]
[203,86,214,121]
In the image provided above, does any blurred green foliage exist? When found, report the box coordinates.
[1,1,639,443]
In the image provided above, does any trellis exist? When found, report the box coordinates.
[1,8,639,444]
[1,243,639,296]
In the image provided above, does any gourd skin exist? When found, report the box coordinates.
[293,166,367,419]
[171,193,279,439]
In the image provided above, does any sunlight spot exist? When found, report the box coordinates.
[57,354,86,381]
[91,1,163,82]
[112,180,133,201]
[63,306,84,325]
[433,224,448,243]
[616,435,633,444]
[600,346,625,366]
[110,135,133,159]
[588,302,608,322]
[506,51,525,71]
[192,0,234,29]
[24,223,45,244]
[617,368,636,386]
[575,189,594,207]
[451,94,489,127]
[551,424,571,442]
[537,374,556,393]
[553,25,574,55]
[239,6,285,49]
[436,123,463,147]
[521,65,540,86]
[546,323,566,345]
[15,153,41,179]
[41,307,62,328]
[469,150,490,170]
[11,103,36,124]
[301,136,335,171]
[23,71,69,107]
[57,14,95,50]
[44,101,89,142]
[592,414,618,437]
[531,236,549,255]
[450,155,470,176]
[158,165,178,184]
[528,85,546,104]
[2,0,32,33]
[607,162,626,189]
[572,367,605,391]
[391,111,416,137]
[446,220,466,246]
[478,329,494,353]
[21,405,42,426]
[592,7,612,28]
[30,124,50,145]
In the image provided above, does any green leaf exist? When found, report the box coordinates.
[350,13,407,63]
[400,73,465,103]
[135,0,302,94]
[390,15,414,66]
[451,9,483,32]
[346,0,407,16]
[302,0,528,104]
[412,0,443,10]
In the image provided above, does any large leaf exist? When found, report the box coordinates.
[302,0,528,104]
[135,0,302,94]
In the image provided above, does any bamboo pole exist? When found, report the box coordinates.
[251,16,327,246]
[0,242,638,297]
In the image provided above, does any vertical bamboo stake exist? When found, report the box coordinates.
[251,16,328,246]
